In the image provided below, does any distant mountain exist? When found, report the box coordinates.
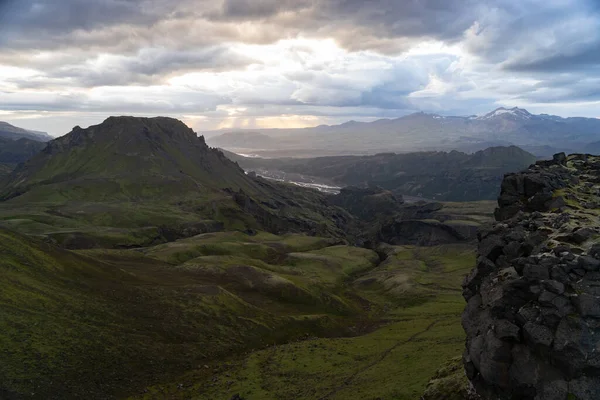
[205,107,600,157]
[210,131,280,149]
[583,140,600,156]
[0,121,52,141]
[227,146,538,201]
[475,106,533,121]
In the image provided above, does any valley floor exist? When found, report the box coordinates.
[130,241,474,400]
[1,226,475,400]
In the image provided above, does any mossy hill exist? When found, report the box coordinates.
[0,117,352,243]
[1,116,260,201]
[0,226,483,399]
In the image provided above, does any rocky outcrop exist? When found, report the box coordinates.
[462,153,600,399]
[328,186,404,220]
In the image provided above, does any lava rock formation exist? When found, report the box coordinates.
[462,153,600,399]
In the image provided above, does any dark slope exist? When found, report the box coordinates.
[0,137,47,166]
[0,163,12,178]
[228,146,538,201]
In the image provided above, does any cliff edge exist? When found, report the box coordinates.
[462,153,600,399]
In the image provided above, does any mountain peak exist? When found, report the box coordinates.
[1,116,256,201]
[478,107,532,120]
[44,116,205,156]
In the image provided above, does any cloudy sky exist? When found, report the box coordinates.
[1,0,599,136]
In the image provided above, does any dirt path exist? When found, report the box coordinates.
[317,319,440,400]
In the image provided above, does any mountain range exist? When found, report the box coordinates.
[0,121,52,142]
[206,107,600,157]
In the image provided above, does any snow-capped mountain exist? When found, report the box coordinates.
[477,107,533,121]
[207,107,600,157]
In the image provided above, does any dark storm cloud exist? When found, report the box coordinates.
[212,0,481,38]
[505,43,600,72]
[8,46,257,88]
[209,0,484,52]
[213,0,311,19]
[0,0,159,42]
[314,0,480,40]
[0,0,484,53]
[464,0,600,72]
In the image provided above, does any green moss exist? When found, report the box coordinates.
[134,242,474,400]
[422,357,470,400]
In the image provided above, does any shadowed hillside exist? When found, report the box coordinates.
[0,137,46,166]
[224,146,537,201]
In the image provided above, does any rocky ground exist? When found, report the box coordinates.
[462,153,600,399]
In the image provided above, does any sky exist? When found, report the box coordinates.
[1,0,600,136]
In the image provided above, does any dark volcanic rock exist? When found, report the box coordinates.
[463,153,600,400]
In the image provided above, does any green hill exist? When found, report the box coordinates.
[0,228,372,398]
[0,117,352,245]
[1,117,260,201]
[0,224,484,399]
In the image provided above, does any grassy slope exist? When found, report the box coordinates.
[1,118,259,201]
[0,173,353,248]
[0,229,385,399]
[0,117,355,243]
[132,243,475,400]
[1,226,476,400]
